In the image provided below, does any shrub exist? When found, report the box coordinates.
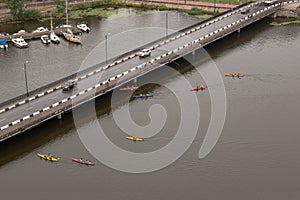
[24,9,41,20]
[187,7,203,15]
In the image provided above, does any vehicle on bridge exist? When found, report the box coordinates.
[241,7,250,14]
[138,49,151,58]
[264,0,278,6]
[62,79,77,91]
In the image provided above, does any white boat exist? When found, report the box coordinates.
[11,37,28,48]
[56,24,71,29]
[33,26,48,33]
[50,31,60,44]
[41,35,51,44]
[77,24,90,32]
[50,14,60,44]
[13,30,26,36]
[0,39,8,49]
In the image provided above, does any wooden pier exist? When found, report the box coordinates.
[0,27,82,42]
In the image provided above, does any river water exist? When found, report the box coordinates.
[0,9,300,200]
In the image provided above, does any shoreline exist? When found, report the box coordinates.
[0,0,234,24]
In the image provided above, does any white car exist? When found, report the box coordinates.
[33,27,48,33]
[264,0,278,5]
[138,49,151,58]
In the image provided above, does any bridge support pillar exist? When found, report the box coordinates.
[57,113,62,119]
[192,50,195,56]
[134,78,137,84]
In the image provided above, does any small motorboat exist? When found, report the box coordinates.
[120,86,139,91]
[76,24,90,32]
[72,158,95,166]
[0,39,8,49]
[132,93,153,98]
[56,24,72,29]
[13,29,26,36]
[32,26,48,33]
[41,35,51,44]
[126,136,144,141]
[50,31,60,44]
[62,29,81,44]
[37,153,60,162]
[225,73,245,78]
[11,37,28,48]
[190,85,207,91]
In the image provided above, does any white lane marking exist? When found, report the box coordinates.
[0,118,6,123]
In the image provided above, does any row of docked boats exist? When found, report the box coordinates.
[0,24,90,49]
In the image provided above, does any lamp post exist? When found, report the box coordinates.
[23,61,29,97]
[214,0,216,15]
[166,12,168,37]
[105,34,108,64]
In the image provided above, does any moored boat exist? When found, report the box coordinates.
[62,29,81,44]
[41,35,51,44]
[0,39,8,49]
[72,158,95,166]
[126,136,144,141]
[77,24,90,32]
[50,14,60,44]
[37,153,60,162]
[11,37,28,48]
[50,31,60,44]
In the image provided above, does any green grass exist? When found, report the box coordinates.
[188,0,251,5]
[270,19,300,26]
[68,0,216,19]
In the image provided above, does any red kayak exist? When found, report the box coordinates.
[72,158,95,166]
[190,86,207,91]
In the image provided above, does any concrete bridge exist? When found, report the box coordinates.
[0,0,297,142]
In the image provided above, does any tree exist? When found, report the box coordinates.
[5,0,24,19]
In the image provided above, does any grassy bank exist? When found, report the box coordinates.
[66,0,214,19]
[270,16,300,26]
[188,0,249,4]
[0,0,217,24]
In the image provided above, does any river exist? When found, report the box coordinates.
[0,8,300,200]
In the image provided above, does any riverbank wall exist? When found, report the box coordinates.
[275,2,300,17]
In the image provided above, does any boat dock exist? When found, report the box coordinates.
[0,27,82,42]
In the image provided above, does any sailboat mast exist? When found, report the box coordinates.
[50,14,53,31]
[66,0,68,25]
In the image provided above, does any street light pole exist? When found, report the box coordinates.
[105,34,108,64]
[166,12,168,37]
[23,61,29,97]
[214,0,216,15]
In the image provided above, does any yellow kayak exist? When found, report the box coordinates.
[126,136,144,141]
[37,153,60,162]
